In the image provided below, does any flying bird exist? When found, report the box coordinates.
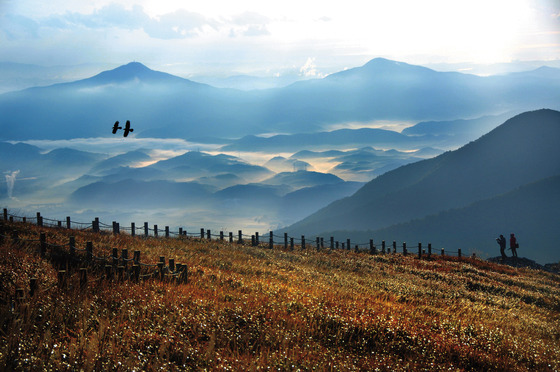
[123,120,134,137]
[112,121,122,134]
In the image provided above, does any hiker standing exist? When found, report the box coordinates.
[496,234,507,259]
[510,233,518,258]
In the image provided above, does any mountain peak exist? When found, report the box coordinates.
[326,57,435,81]
[84,61,193,86]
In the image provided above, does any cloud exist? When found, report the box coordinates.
[0,14,39,39]
[2,4,219,40]
[299,57,323,77]
[144,9,218,39]
[228,11,271,38]
[231,11,270,25]
[242,24,270,36]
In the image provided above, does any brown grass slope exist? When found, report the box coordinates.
[0,220,559,371]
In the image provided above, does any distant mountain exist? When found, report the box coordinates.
[264,157,313,173]
[261,170,343,190]
[280,109,560,262]
[278,181,364,222]
[402,112,515,141]
[192,74,305,90]
[78,62,200,87]
[69,179,215,208]
[220,128,422,152]
[42,148,102,168]
[148,151,273,182]
[90,150,152,174]
[2,59,560,141]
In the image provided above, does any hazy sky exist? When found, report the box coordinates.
[1,0,559,76]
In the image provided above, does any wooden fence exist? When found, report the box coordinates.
[2,208,466,259]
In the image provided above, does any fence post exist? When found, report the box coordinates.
[66,216,71,229]
[122,249,128,270]
[220,231,224,241]
[154,225,158,238]
[347,239,351,251]
[179,227,183,237]
[458,249,462,259]
[320,237,324,249]
[418,243,422,259]
[370,239,375,254]
[3,208,7,221]
[269,232,273,250]
[40,232,46,258]
[336,241,339,249]
[301,236,305,250]
[36,212,42,226]
[133,250,140,265]
[392,241,397,253]
[169,258,175,272]
[229,232,233,243]
[94,218,100,232]
[251,235,256,246]
[316,237,320,250]
[133,265,140,282]
[165,226,170,238]
[255,232,259,246]
[428,243,432,258]
[86,242,93,262]
[284,233,288,250]
[403,242,407,256]
[105,265,113,281]
[144,222,149,237]
[382,240,386,253]
[80,268,88,288]
[441,248,445,256]
[290,237,294,250]
[112,248,118,267]
[158,257,165,280]
[69,236,76,260]
[330,237,334,249]
[29,278,37,296]
[238,230,243,244]
[200,228,205,239]
[131,222,135,237]
[58,270,67,288]
[207,229,211,240]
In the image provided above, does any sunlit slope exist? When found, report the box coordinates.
[1,219,559,370]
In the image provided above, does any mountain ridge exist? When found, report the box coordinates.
[2,58,560,140]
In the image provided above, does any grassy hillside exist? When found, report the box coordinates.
[1,219,559,371]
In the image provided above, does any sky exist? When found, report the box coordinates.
[0,0,559,77]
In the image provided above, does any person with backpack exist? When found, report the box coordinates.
[510,233,518,258]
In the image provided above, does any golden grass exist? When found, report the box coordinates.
[1,220,559,371]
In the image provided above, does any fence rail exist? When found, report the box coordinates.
[2,208,466,260]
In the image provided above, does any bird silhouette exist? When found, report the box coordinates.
[123,120,134,137]
[112,121,122,134]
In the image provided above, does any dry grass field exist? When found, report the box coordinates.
[1,219,559,371]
